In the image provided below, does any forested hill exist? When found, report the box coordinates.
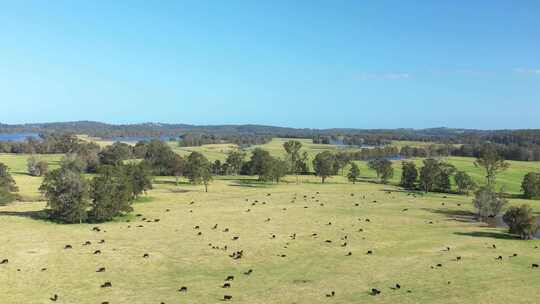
[1,121,540,145]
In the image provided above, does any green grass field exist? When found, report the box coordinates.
[0,154,63,201]
[2,174,540,304]
[2,141,540,303]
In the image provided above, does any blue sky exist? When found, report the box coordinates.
[0,1,539,129]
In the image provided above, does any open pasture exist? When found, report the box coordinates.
[2,174,540,303]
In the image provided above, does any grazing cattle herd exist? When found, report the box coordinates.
[1,182,540,303]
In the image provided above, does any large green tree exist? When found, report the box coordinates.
[419,158,455,193]
[248,148,274,181]
[472,186,508,220]
[185,152,212,184]
[170,154,185,186]
[503,204,538,239]
[0,162,18,205]
[40,167,90,223]
[99,142,133,165]
[521,172,540,199]
[368,159,394,183]
[143,140,177,176]
[313,151,336,183]
[125,163,153,198]
[225,150,245,175]
[90,165,134,222]
[270,158,289,183]
[283,140,303,182]
[27,155,49,177]
[400,161,418,189]
[347,162,360,184]
[455,171,476,195]
[474,144,509,187]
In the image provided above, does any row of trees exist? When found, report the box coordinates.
[399,159,475,194]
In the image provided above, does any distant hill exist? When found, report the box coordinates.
[1,121,540,145]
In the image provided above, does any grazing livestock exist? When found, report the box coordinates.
[346,251,352,256]
[98,239,105,244]
[532,264,539,268]
[83,241,92,246]
[225,275,234,281]
[93,250,102,255]
[101,282,112,288]
[222,283,231,288]
[50,294,58,301]
[179,286,188,292]
[0,259,8,264]
[371,288,381,295]
[64,245,72,249]
[366,250,373,255]
[96,267,106,272]
[223,295,232,301]
[244,269,253,275]
[143,253,150,258]
[325,291,335,297]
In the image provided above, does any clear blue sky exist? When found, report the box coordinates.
[1,1,539,129]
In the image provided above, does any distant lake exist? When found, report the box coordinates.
[109,135,181,142]
[0,133,41,142]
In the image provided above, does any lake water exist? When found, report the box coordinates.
[0,133,41,142]
[109,135,180,142]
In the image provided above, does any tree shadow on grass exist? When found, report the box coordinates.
[229,179,275,188]
[0,209,50,221]
[421,208,478,223]
[153,179,190,186]
[454,231,519,240]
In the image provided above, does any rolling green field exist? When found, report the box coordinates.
[2,140,540,303]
